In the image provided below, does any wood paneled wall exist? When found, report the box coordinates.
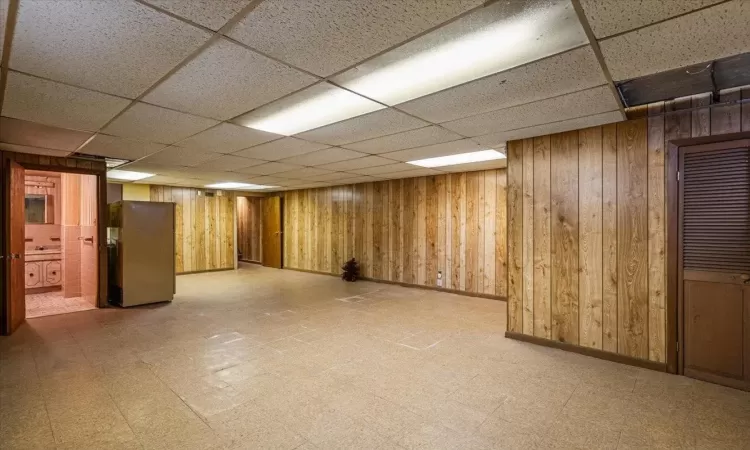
[236,196,262,262]
[149,186,235,274]
[507,88,750,363]
[283,169,508,297]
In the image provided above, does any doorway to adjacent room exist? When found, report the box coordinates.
[23,170,99,318]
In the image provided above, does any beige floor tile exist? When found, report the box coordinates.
[412,398,489,434]
[2,265,749,450]
[210,402,306,450]
[0,385,55,450]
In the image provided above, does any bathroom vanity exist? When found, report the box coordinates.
[25,250,63,290]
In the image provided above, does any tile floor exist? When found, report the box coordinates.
[25,291,96,319]
[1,264,749,450]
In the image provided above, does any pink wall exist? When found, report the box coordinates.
[80,175,98,306]
[25,224,62,251]
[63,225,82,298]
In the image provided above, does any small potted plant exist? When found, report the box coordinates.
[341,258,360,282]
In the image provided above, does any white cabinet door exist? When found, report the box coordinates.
[25,262,42,288]
[44,261,62,286]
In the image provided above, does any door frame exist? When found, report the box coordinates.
[666,131,750,375]
[0,154,5,333]
[1,152,108,335]
[261,195,283,269]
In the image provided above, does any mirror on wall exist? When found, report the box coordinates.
[25,194,54,224]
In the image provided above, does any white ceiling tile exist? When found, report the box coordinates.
[4,71,131,131]
[139,147,222,167]
[1,117,94,151]
[134,175,185,186]
[186,170,243,181]
[242,175,288,185]
[274,167,334,179]
[341,126,463,154]
[441,85,620,137]
[274,178,314,187]
[10,0,211,98]
[226,0,483,77]
[174,123,279,153]
[196,155,266,171]
[0,143,72,157]
[334,0,587,105]
[233,137,329,160]
[377,168,443,179]
[436,159,507,173]
[279,147,368,166]
[380,139,485,162]
[78,134,166,160]
[315,155,396,171]
[303,172,350,182]
[600,0,750,81]
[143,38,318,120]
[143,0,251,31]
[117,162,188,176]
[347,162,417,176]
[472,111,624,147]
[398,46,606,123]
[579,0,723,39]
[102,103,219,144]
[233,82,385,135]
[235,162,304,176]
[296,109,430,146]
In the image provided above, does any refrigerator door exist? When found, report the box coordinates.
[121,201,175,306]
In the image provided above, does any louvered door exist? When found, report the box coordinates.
[679,144,750,391]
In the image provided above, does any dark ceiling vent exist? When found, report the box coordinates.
[616,52,750,107]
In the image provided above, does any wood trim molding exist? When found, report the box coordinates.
[176,267,234,276]
[666,141,679,374]
[505,331,668,372]
[283,267,507,301]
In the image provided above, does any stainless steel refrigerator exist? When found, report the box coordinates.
[108,201,175,306]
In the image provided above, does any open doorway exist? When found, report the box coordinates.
[23,170,99,318]
[236,195,262,264]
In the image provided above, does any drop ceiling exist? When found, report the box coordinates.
[1,0,748,191]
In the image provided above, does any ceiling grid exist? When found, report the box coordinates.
[2,0,747,190]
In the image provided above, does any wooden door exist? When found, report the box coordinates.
[262,196,282,269]
[0,153,4,334]
[679,144,750,391]
[3,161,26,334]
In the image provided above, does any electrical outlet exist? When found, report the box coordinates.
[437,271,443,287]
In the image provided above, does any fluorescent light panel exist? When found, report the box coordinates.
[407,149,505,168]
[333,0,586,105]
[237,82,384,136]
[107,170,154,181]
[205,182,276,190]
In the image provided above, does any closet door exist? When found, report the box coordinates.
[679,144,750,391]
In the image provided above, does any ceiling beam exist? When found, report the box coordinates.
[570,0,627,120]
[0,0,20,114]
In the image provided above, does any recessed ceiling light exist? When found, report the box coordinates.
[236,82,384,136]
[205,182,277,190]
[107,170,154,181]
[105,158,130,168]
[407,150,506,168]
[333,1,585,105]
